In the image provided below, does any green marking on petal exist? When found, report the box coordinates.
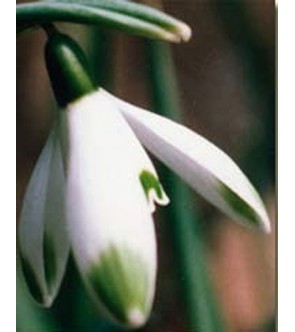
[219,183,261,226]
[43,232,57,290]
[19,254,44,304]
[87,245,150,327]
[140,169,164,200]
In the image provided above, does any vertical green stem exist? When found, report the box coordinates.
[145,40,225,332]
[214,0,275,190]
[90,27,114,88]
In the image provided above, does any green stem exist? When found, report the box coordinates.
[214,0,275,189]
[145,40,225,332]
[90,27,114,88]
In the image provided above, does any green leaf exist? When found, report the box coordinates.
[16,2,186,42]
[44,0,191,41]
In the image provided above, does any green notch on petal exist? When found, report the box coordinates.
[87,245,150,327]
[140,169,164,201]
[19,254,44,304]
[43,232,57,291]
[219,183,261,226]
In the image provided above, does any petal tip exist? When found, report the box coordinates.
[41,294,54,308]
[218,182,272,233]
[86,245,153,327]
[127,307,146,328]
[259,215,272,234]
[147,188,170,214]
[140,169,169,213]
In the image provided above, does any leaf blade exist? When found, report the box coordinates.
[44,0,191,41]
[16,3,181,42]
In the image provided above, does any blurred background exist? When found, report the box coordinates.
[17,0,275,331]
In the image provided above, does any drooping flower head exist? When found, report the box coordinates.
[18,26,270,329]
[19,29,169,328]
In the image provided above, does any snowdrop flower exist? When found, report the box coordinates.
[18,28,270,329]
[18,30,169,328]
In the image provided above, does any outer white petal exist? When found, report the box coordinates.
[103,90,271,233]
[62,90,165,327]
[18,123,69,307]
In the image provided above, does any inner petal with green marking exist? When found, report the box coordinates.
[87,245,152,327]
[43,231,57,292]
[139,169,169,213]
[19,254,44,305]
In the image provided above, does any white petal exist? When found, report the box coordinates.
[62,90,162,327]
[103,90,271,233]
[18,123,69,307]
